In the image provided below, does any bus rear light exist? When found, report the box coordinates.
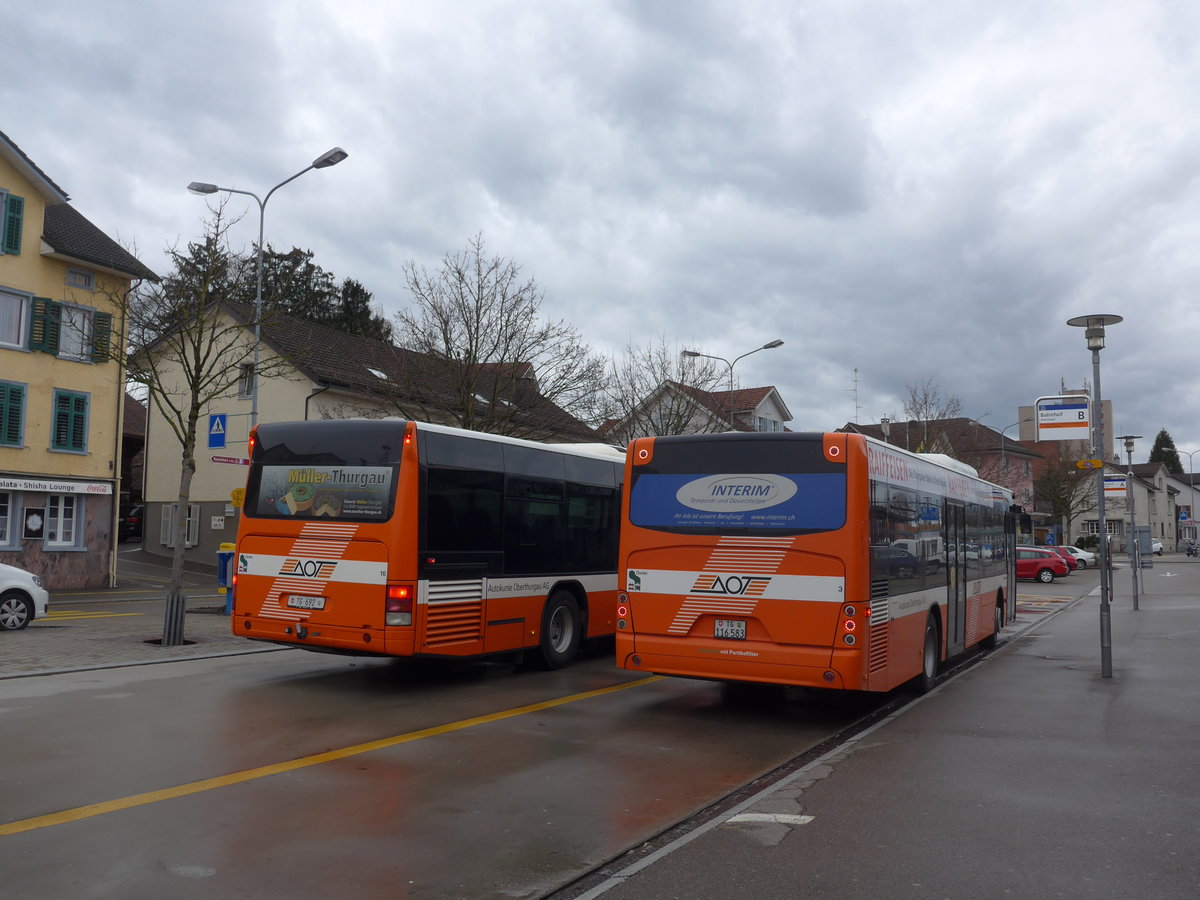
[386,584,414,626]
[617,604,629,618]
[844,634,856,645]
[844,619,856,632]
[617,619,627,630]
[843,605,856,617]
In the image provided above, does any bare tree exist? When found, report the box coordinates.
[903,377,964,449]
[597,335,728,442]
[118,206,290,645]
[1033,444,1095,545]
[392,234,606,438]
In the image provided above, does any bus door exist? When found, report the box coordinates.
[946,502,967,656]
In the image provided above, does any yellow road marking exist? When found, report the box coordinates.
[0,675,662,836]
[41,611,143,621]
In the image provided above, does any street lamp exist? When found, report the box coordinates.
[1066,313,1122,678]
[188,146,348,428]
[1180,448,1200,548]
[880,417,891,445]
[681,339,784,427]
[1116,433,1142,610]
[999,417,1034,472]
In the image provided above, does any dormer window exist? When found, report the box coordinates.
[366,367,387,380]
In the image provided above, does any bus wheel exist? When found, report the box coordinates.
[981,602,1003,650]
[919,615,939,693]
[538,592,581,669]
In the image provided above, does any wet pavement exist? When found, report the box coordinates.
[2,547,285,679]
[560,555,1200,899]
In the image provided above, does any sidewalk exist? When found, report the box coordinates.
[572,555,1200,899]
[2,548,285,679]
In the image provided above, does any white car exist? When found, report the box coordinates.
[1061,545,1096,568]
[0,563,49,631]
[1152,539,1164,556]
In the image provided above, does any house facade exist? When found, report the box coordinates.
[600,380,792,443]
[1066,461,1179,553]
[0,130,155,588]
[143,306,600,563]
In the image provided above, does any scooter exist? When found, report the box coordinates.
[1186,543,1199,558]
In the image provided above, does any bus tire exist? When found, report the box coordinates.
[538,591,581,669]
[981,601,1003,650]
[918,614,940,693]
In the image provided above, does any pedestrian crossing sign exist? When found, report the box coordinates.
[208,414,227,449]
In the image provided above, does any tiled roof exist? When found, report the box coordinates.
[42,204,158,280]
[0,129,69,201]
[123,394,147,437]
[842,418,1040,459]
[231,305,598,441]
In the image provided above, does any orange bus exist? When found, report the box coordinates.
[615,432,1015,692]
[231,419,625,668]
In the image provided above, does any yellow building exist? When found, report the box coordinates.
[0,130,155,588]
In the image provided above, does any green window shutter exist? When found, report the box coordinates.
[91,311,113,363]
[2,194,24,255]
[52,390,88,452]
[28,297,61,354]
[0,382,23,446]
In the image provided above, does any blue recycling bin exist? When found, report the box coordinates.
[216,545,236,615]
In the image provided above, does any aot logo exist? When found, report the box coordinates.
[676,475,797,511]
[280,559,337,579]
[690,574,772,596]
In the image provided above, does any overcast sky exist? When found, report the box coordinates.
[6,0,1200,463]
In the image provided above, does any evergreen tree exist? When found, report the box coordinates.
[1149,428,1183,474]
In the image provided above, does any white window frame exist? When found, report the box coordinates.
[0,286,31,350]
[161,502,199,548]
[57,303,95,362]
[0,490,13,547]
[45,494,82,548]
[237,363,255,398]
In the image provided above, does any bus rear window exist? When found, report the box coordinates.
[244,420,403,522]
[628,434,846,535]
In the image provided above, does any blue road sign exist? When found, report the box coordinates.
[208,414,227,449]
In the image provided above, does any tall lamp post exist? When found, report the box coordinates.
[1116,433,1142,610]
[1067,313,1122,679]
[681,339,784,428]
[188,146,348,428]
[1178,447,1200,550]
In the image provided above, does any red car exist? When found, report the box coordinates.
[1016,547,1070,583]
[1047,546,1079,571]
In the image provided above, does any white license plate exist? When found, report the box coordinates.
[287,595,326,610]
[714,619,746,640]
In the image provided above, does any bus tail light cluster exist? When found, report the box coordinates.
[386,584,415,626]
[839,603,863,646]
[616,592,631,631]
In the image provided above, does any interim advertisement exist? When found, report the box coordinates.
[629,472,846,530]
[254,465,393,520]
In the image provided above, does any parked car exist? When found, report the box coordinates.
[1061,545,1096,568]
[1047,546,1079,571]
[1151,539,1164,556]
[0,563,49,631]
[1015,546,1070,583]
[118,504,144,542]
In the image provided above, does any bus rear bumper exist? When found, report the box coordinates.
[234,615,404,655]
[617,635,852,690]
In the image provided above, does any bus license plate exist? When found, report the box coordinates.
[287,595,326,610]
[714,619,746,640]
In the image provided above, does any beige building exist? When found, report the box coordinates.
[144,305,600,563]
[0,130,155,588]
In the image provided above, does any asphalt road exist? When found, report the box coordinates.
[1,549,1106,898]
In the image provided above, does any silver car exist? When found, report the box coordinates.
[0,563,49,630]
[1061,545,1096,568]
